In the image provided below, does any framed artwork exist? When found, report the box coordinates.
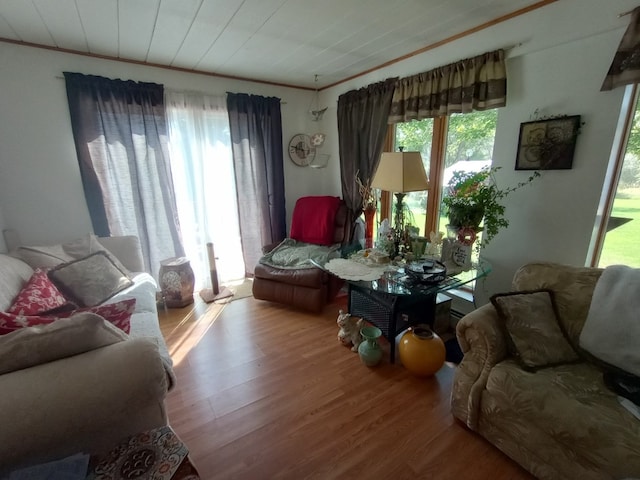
[515,115,581,170]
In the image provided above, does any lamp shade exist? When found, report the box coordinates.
[370,151,429,193]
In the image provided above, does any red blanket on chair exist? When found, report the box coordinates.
[290,196,341,246]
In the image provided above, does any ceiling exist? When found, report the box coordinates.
[0,0,551,90]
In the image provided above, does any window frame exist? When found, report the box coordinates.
[588,83,639,267]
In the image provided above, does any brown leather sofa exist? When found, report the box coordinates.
[252,201,352,313]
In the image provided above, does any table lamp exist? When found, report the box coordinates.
[371,148,429,250]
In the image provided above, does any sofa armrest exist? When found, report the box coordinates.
[451,303,508,430]
[97,236,145,272]
[0,338,169,473]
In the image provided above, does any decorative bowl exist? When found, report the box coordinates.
[405,260,447,284]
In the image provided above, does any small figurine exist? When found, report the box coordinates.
[336,309,364,352]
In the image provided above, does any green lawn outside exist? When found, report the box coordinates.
[599,188,640,268]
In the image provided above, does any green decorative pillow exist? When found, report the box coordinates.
[491,290,579,370]
[47,252,133,307]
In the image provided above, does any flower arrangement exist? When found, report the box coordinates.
[443,166,540,248]
[355,170,376,212]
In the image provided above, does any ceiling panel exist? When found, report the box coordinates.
[0,0,553,88]
[0,1,53,45]
[32,0,87,51]
[0,12,19,41]
[75,0,118,56]
[169,0,245,69]
[146,0,204,65]
[118,0,160,60]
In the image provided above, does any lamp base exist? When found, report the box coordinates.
[393,192,406,253]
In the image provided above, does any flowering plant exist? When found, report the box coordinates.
[443,166,539,247]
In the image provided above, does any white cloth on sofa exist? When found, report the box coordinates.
[580,265,640,376]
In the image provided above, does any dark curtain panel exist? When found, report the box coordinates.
[388,49,507,123]
[226,92,286,275]
[602,7,640,91]
[337,79,397,219]
[64,72,184,277]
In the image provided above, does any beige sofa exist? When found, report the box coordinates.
[451,262,640,480]
[0,235,174,473]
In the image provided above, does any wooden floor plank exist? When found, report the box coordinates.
[160,296,533,479]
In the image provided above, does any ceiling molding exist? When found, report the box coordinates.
[0,37,315,92]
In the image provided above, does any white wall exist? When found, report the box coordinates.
[319,0,635,306]
[0,43,332,244]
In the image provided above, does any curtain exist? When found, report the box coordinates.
[388,49,507,123]
[166,92,245,289]
[226,93,286,275]
[64,72,183,278]
[602,7,640,91]
[337,78,397,219]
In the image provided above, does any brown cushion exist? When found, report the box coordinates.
[48,252,133,307]
[491,290,579,370]
[254,263,327,288]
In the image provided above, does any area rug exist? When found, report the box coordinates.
[87,426,199,480]
[214,278,254,304]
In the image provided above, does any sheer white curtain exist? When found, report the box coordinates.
[166,92,245,289]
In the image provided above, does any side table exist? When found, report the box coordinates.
[344,261,492,363]
[86,426,200,479]
[159,257,195,308]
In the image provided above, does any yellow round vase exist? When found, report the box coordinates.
[398,325,446,377]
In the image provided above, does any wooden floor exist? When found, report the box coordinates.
[159,294,533,480]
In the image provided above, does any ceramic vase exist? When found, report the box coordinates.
[398,325,445,377]
[358,326,383,367]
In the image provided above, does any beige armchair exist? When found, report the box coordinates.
[451,262,640,480]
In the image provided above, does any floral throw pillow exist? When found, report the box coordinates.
[0,298,136,335]
[491,289,579,370]
[7,268,69,315]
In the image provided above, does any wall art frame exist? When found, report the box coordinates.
[515,115,581,170]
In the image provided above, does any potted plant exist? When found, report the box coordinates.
[442,167,540,248]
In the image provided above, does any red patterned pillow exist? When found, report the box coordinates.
[8,268,69,315]
[0,298,136,335]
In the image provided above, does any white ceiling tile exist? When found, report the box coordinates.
[170,0,245,69]
[32,0,87,51]
[145,0,204,64]
[118,0,160,60]
[0,12,19,40]
[0,1,54,45]
[75,0,118,56]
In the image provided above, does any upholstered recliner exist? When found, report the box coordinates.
[252,196,352,313]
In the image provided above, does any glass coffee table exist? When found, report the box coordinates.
[315,258,491,363]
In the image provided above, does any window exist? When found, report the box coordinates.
[394,110,498,238]
[395,118,434,236]
[592,85,640,268]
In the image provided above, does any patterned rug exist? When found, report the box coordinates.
[87,426,199,480]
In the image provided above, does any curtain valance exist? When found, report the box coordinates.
[388,49,507,123]
[601,6,640,91]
